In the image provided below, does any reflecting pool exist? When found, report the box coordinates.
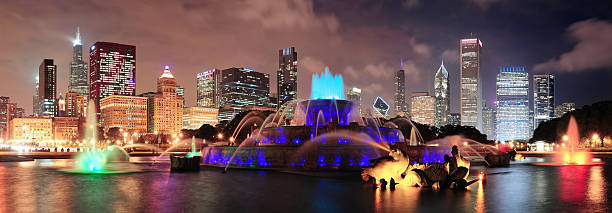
[0,157,609,212]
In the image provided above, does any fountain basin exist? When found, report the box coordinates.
[170,155,201,171]
[202,145,456,171]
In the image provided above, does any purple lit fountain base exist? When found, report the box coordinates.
[201,145,451,171]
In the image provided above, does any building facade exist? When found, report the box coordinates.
[38,59,57,117]
[89,42,136,117]
[496,66,529,142]
[196,69,220,107]
[395,60,406,115]
[533,74,555,130]
[146,66,183,135]
[434,61,450,127]
[410,92,435,126]
[554,102,575,118]
[482,103,496,140]
[9,117,53,142]
[449,113,461,126]
[346,87,362,116]
[460,37,483,129]
[100,95,148,134]
[277,47,298,107]
[53,117,80,141]
[0,97,18,140]
[68,27,89,96]
[183,107,219,130]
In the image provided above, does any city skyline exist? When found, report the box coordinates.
[2,1,612,116]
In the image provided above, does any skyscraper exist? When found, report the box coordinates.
[220,68,270,107]
[482,102,496,140]
[177,85,185,107]
[89,42,136,117]
[196,69,220,108]
[410,92,435,126]
[434,61,450,127]
[533,74,555,130]
[33,77,39,116]
[460,37,483,129]
[395,59,406,115]
[68,27,89,96]
[38,59,57,117]
[197,68,270,109]
[277,47,298,107]
[146,66,184,135]
[0,97,16,140]
[496,66,529,142]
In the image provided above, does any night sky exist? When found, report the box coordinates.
[1,0,611,115]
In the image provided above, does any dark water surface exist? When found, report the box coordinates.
[0,157,610,212]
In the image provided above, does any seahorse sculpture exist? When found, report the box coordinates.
[361,150,409,184]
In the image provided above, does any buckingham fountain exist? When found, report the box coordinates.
[200,67,496,172]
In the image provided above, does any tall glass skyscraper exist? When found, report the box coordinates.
[496,66,529,142]
[196,68,269,108]
[196,69,220,107]
[277,47,297,107]
[38,59,57,117]
[68,27,89,96]
[533,74,554,130]
[460,37,483,129]
[434,61,450,127]
[89,42,136,117]
[395,59,406,115]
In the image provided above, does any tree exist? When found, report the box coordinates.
[195,124,217,141]
[438,125,488,143]
[532,101,612,143]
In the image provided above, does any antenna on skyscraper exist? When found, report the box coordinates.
[73,26,82,46]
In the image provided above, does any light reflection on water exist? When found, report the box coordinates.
[0,157,610,212]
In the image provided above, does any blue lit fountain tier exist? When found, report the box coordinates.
[201,67,408,171]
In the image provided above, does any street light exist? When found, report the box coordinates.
[593,133,602,147]
[217,133,224,139]
[562,135,569,141]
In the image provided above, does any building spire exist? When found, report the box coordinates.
[73,26,82,46]
[400,57,404,70]
[160,65,175,79]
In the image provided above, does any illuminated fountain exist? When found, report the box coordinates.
[533,116,604,166]
[62,100,137,174]
[202,67,406,171]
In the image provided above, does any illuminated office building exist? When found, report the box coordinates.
[395,59,406,114]
[460,37,483,129]
[277,47,298,107]
[68,27,89,96]
[100,95,148,134]
[183,107,219,130]
[434,61,450,127]
[38,59,57,117]
[533,74,555,130]
[410,92,435,126]
[89,42,136,117]
[496,66,529,142]
[146,66,184,135]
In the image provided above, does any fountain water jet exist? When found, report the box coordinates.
[533,116,604,166]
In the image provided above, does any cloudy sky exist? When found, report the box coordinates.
[1,0,612,114]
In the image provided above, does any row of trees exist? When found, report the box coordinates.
[532,101,612,143]
[388,117,490,144]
